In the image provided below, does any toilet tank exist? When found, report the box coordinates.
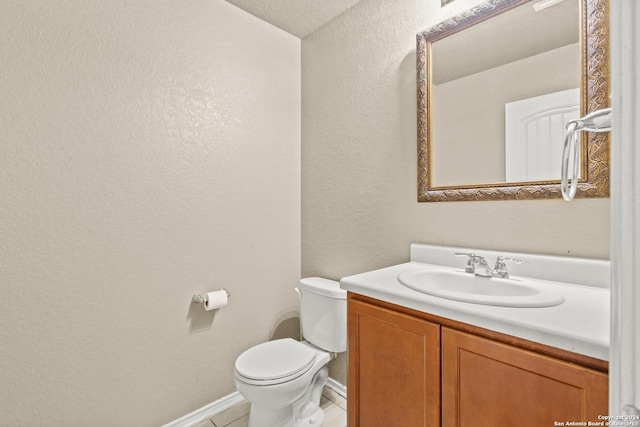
[298,277,347,353]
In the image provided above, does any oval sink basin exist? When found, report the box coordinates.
[397,269,565,308]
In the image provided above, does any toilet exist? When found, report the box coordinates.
[234,277,347,427]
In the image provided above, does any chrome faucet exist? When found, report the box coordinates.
[455,253,492,277]
[456,253,522,278]
[492,256,522,278]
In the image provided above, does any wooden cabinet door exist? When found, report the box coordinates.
[441,327,608,427]
[347,299,440,427]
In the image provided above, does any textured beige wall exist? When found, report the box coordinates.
[301,0,609,384]
[0,1,300,425]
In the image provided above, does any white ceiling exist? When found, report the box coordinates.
[225,0,364,39]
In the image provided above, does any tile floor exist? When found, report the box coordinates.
[194,386,347,427]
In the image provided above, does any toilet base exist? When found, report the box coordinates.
[247,404,325,427]
[245,365,328,427]
[296,406,325,426]
[247,404,295,427]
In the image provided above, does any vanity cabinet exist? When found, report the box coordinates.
[347,298,440,427]
[347,295,608,427]
[442,328,608,427]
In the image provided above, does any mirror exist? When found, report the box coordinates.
[417,0,610,201]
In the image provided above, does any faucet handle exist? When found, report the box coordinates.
[455,252,475,257]
[493,256,522,278]
[496,256,522,264]
[455,252,480,273]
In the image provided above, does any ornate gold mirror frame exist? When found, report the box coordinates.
[417,0,610,202]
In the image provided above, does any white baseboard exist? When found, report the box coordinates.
[162,378,347,427]
[161,391,246,427]
[325,377,347,399]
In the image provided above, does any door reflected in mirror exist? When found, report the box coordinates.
[417,0,610,201]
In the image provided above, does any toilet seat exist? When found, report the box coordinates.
[235,338,317,386]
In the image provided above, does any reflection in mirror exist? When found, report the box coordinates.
[417,0,610,201]
[431,0,579,187]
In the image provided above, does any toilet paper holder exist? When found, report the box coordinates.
[192,289,231,304]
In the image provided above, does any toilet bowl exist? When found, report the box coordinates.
[234,278,347,427]
[235,339,332,427]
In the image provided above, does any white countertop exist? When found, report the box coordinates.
[340,244,610,361]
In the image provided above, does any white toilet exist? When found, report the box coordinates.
[234,277,347,427]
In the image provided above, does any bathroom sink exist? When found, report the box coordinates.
[397,269,565,308]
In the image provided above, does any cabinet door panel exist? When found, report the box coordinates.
[442,327,608,427]
[348,300,440,427]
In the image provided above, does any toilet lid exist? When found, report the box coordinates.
[235,338,317,382]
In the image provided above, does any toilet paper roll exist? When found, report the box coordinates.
[204,290,228,311]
